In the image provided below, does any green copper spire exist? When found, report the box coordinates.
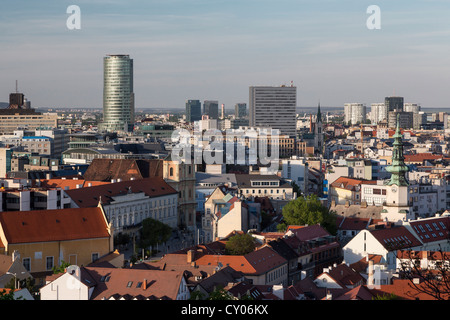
[386,114,409,186]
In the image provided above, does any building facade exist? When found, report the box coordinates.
[249,85,297,137]
[101,54,134,132]
[186,100,202,123]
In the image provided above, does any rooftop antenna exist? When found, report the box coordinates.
[15,80,18,93]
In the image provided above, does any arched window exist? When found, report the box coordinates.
[169,167,174,176]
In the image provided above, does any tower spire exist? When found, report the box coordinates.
[386,114,409,186]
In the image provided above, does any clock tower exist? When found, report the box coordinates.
[382,114,414,222]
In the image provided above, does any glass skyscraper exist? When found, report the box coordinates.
[101,54,134,132]
[186,100,202,122]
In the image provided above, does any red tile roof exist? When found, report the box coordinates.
[409,217,450,244]
[370,226,422,250]
[319,263,365,288]
[370,279,450,300]
[331,177,377,191]
[82,266,185,300]
[288,224,331,241]
[0,207,110,244]
[404,153,443,163]
[65,177,177,207]
[193,246,287,276]
[338,217,372,231]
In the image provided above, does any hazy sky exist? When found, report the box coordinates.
[1,0,450,110]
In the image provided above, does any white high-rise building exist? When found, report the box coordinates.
[344,103,366,125]
[404,103,421,114]
[249,85,297,137]
[370,103,388,124]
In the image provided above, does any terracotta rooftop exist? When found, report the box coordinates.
[320,263,366,288]
[82,159,164,182]
[82,266,185,300]
[0,207,110,244]
[65,177,177,208]
[370,278,450,300]
[409,216,450,244]
[370,226,422,251]
[331,176,377,191]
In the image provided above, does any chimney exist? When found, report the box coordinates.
[143,279,147,290]
[367,259,374,288]
[187,250,195,264]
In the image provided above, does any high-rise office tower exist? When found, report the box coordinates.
[203,100,219,119]
[249,85,297,137]
[235,103,247,118]
[101,54,134,132]
[385,96,404,112]
[185,100,202,122]
[344,103,366,125]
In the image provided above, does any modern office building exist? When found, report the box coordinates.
[249,85,297,137]
[203,100,219,119]
[344,103,366,125]
[100,54,134,133]
[385,96,404,112]
[0,109,58,135]
[388,111,413,129]
[185,99,202,122]
[235,103,247,119]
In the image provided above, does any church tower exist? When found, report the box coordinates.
[314,102,324,155]
[382,114,413,223]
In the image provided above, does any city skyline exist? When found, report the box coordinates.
[2,1,450,110]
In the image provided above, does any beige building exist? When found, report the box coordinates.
[0,110,58,135]
[0,205,114,285]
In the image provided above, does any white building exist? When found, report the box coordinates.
[281,156,307,194]
[344,103,366,125]
[40,266,190,300]
[66,178,179,231]
[370,103,387,124]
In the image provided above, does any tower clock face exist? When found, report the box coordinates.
[392,186,398,193]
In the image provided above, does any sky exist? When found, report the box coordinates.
[1,0,450,110]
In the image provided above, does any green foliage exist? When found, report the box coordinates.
[279,194,337,235]
[208,287,234,300]
[189,290,206,300]
[114,233,131,247]
[372,293,399,300]
[0,288,15,300]
[225,233,256,256]
[139,218,172,249]
[52,261,71,274]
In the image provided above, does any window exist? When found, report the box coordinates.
[92,253,99,262]
[127,281,133,288]
[23,258,31,272]
[46,256,54,270]
[170,167,174,176]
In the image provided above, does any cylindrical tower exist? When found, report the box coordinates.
[101,54,134,132]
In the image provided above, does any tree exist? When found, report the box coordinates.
[225,233,256,255]
[277,194,337,235]
[395,246,450,300]
[208,286,234,300]
[52,261,71,274]
[139,218,172,251]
